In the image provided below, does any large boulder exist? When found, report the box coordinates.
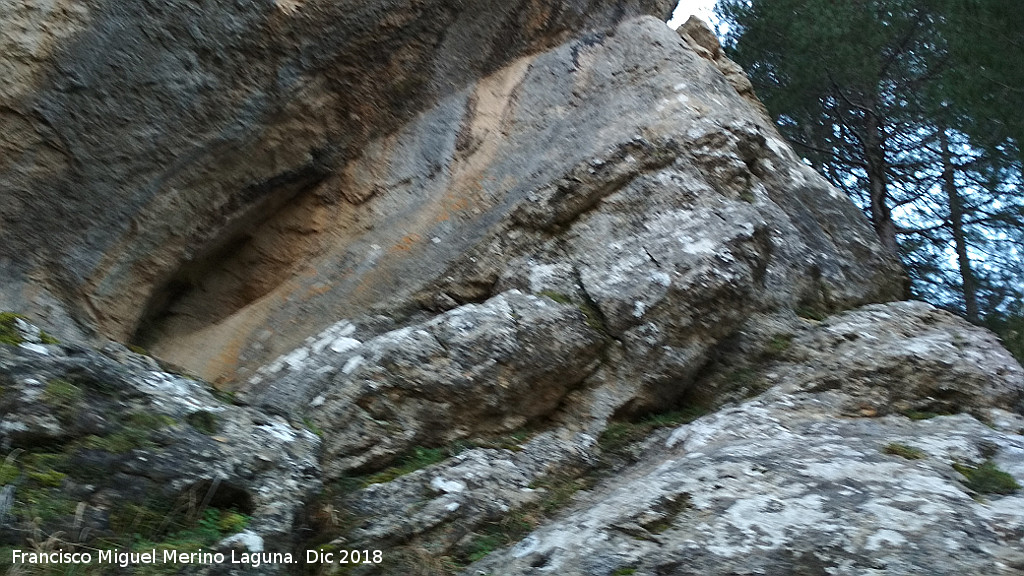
[8,4,1017,576]
[0,318,320,565]
[234,16,903,481]
[1,0,674,382]
[465,302,1024,576]
[2,2,900,385]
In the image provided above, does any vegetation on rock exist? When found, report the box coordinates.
[953,460,1021,496]
[883,442,926,460]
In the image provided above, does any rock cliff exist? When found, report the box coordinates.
[2,3,1022,576]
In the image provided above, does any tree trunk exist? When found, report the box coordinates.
[864,112,899,253]
[940,128,980,323]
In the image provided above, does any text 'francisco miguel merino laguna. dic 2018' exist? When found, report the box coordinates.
[9,549,294,568]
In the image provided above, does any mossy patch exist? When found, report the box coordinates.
[612,568,638,576]
[0,458,20,485]
[883,442,926,460]
[0,312,27,345]
[42,378,83,413]
[0,312,59,346]
[953,460,1021,496]
[124,411,177,430]
[538,290,572,305]
[760,333,794,359]
[464,533,503,563]
[81,428,153,453]
[303,417,323,437]
[185,410,221,435]
[10,485,78,525]
[537,290,605,331]
[2,452,71,489]
[902,410,942,421]
[598,405,710,455]
[365,446,447,484]
[211,388,238,405]
[127,343,149,355]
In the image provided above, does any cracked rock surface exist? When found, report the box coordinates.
[465,302,1024,576]
[2,4,1021,576]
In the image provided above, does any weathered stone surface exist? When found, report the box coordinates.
[0,319,320,551]
[1,0,674,382]
[272,290,604,477]
[678,15,770,119]
[7,5,1014,576]
[235,17,902,481]
[466,302,1024,576]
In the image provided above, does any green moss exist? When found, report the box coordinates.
[42,378,83,410]
[0,459,19,485]
[217,510,250,533]
[2,453,70,488]
[530,473,591,516]
[365,446,447,484]
[27,468,67,487]
[763,333,794,358]
[598,405,710,455]
[81,428,153,453]
[883,442,926,460]
[11,485,78,524]
[0,313,61,346]
[612,569,638,576]
[902,410,942,420]
[303,417,323,437]
[185,411,221,435]
[0,312,27,345]
[538,290,573,305]
[953,460,1021,495]
[576,300,606,331]
[124,411,177,430]
[211,388,238,405]
[465,534,503,563]
[536,291,605,331]
[128,344,149,355]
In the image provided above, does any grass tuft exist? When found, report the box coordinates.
[953,460,1020,495]
[883,442,926,460]
[365,446,447,484]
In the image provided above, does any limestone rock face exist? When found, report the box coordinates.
[290,301,1022,575]
[3,4,1020,576]
[232,15,903,482]
[2,2,898,385]
[0,320,320,551]
[0,0,675,381]
[473,405,1024,576]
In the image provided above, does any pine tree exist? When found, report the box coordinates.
[715,0,1024,326]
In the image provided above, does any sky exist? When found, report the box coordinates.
[667,0,718,29]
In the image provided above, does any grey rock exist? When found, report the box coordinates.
[0,319,320,548]
[467,302,1024,576]
[299,290,606,477]
[1,0,674,382]
[243,14,902,423]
